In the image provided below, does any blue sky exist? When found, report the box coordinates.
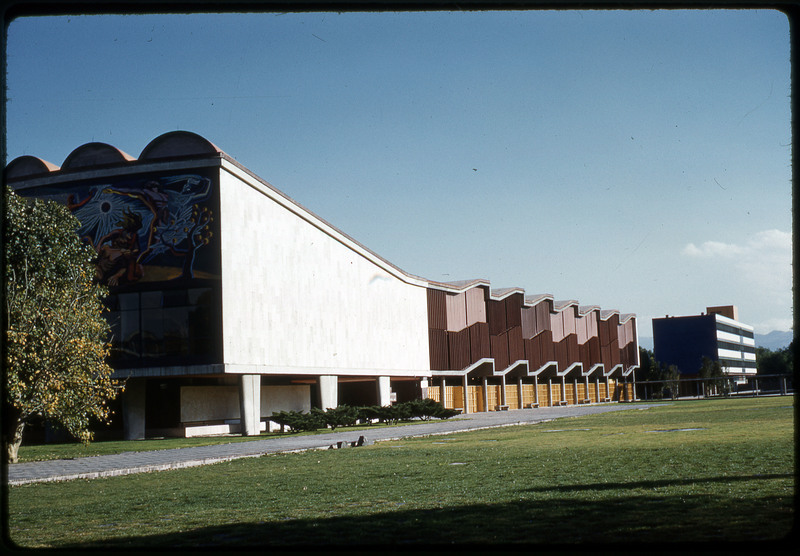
[4,10,792,335]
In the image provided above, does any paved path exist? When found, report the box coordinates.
[7,403,659,486]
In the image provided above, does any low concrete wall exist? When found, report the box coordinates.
[180,384,312,432]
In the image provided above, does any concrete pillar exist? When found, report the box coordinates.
[561,376,567,404]
[122,377,146,440]
[534,375,540,406]
[318,375,338,409]
[238,374,261,436]
[573,378,579,404]
[595,379,601,403]
[377,376,392,406]
[462,375,470,414]
[547,380,553,406]
[481,377,489,412]
[517,377,524,408]
[500,375,507,406]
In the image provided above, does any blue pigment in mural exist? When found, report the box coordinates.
[33,173,218,286]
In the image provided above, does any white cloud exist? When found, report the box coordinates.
[680,229,792,329]
[682,229,790,259]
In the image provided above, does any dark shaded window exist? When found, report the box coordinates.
[107,285,220,367]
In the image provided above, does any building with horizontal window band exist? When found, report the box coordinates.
[652,305,757,383]
[6,131,640,440]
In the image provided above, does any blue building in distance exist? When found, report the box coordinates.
[652,305,757,384]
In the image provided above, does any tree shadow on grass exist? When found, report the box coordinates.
[50,479,795,550]
[521,473,794,493]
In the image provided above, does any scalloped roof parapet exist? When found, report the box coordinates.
[578,305,601,315]
[61,142,136,169]
[4,155,61,180]
[139,131,223,160]
[599,309,620,320]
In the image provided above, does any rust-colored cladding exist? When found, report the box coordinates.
[487,299,507,335]
[448,328,471,370]
[427,289,447,330]
[490,333,509,370]
[428,328,449,370]
[576,314,589,344]
[507,326,525,363]
[550,311,564,342]
[469,322,491,361]
[579,342,591,368]
[610,343,621,367]
[505,294,523,329]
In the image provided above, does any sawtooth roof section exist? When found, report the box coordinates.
[619,313,637,324]
[4,155,61,180]
[578,305,601,315]
[600,309,620,320]
[139,131,223,160]
[427,279,491,292]
[490,287,525,300]
[553,299,580,311]
[61,142,136,169]
[524,293,554,305]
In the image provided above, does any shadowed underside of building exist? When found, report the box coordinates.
[6,132,639,440]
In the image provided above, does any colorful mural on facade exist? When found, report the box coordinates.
[31,173,218,286]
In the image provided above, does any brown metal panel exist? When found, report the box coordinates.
[550,310,564,342]
[540,329,555,361]
[505,293,522,329]
[465,287,487,326]
[445,292,467,332]
[599,319,611,347]
[580,342,591,368]
[427,289,447,330]
[617,322,627,348]
[566,334,579,364]
[448,328,471,370]
[521,306,536,339]
[428,328,449,370]
[576,313,588,344]
[563,307,576,336]
[587,311,598,339]
[607,313,619,345]
[611,343,621,367]
[536,300,552,334]
[600,344,612,368]
[589,336,601,365]
[490,334,509,370]
[525,337,540,368]
[507,326,525,363]
[556,337,569,368]
[469,322,491,361]
[487,299,507,335]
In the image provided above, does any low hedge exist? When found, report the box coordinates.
[270,399,459,433]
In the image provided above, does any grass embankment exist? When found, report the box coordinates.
[7,396,794,547]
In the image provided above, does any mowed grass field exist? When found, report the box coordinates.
[7,396,795,548]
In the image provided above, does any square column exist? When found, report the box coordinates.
[318,375,338,409]
[122,377,146,440]
[238,374,261,436]
[377,376,392,406]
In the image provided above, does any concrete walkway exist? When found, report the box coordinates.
[7,403,659,486]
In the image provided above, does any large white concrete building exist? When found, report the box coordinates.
[6,132,639,439]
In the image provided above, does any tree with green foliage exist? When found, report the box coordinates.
[756,342,793,375]
[4,187,123,463]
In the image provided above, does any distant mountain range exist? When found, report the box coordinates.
[639,330,793,352]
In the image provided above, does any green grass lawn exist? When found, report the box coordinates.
[7,396,794,547]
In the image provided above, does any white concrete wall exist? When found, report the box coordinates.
[180,385,311,423]
[218,167,430,375]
